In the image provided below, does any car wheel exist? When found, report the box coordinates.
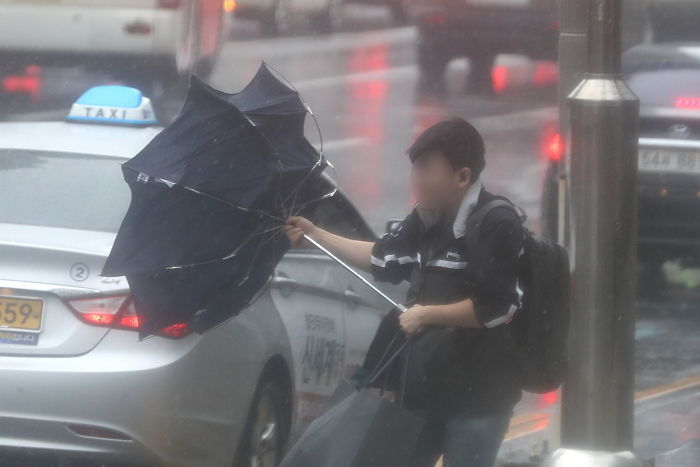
[233,373,289,467]
[417,37,450,92]
[259,11,279,36]
[466,53,496,95]
[389,0,409,25]
[314,0,344,34]
[269,0,295,36]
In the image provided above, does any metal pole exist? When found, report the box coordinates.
[559,0,589,134]
[557,0,591,248]
[303,233,408,313]
[562,0,640,452]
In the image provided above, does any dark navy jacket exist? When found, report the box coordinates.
[369,182,524,415]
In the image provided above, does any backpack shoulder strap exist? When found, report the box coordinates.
[464,199,515,251]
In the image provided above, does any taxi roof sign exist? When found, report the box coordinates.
[67,85,158,126]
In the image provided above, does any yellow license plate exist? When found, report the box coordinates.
[0,296,44,332]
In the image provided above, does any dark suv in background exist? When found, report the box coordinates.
[409,0,559,92]
[624,44,700,296]
[541,43,700,297]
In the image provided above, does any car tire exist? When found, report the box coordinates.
[389,0,409,25]
[313,0,345,34]
[417,37,450,92]
[233,371,290,467]
[259,10,280,36]
[466,53,496,95]
[262,0,295,36]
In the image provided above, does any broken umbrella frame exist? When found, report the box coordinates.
[102,62,406,339]
[176,64,409,314]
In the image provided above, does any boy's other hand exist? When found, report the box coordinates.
[399,305,428,337]
[283,216,317,248]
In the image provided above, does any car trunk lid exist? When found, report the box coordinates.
[0,223,128,356]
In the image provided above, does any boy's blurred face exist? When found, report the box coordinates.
[409,151,471,211]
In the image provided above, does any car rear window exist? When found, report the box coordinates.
[0,149,130,232]
[627,69,700,109]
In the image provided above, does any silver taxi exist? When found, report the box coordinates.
[0,86,398,466]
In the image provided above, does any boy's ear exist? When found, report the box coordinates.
[458,167,471,185]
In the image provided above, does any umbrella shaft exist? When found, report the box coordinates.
[303,234,407,313]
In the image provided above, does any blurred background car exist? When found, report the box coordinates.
[407,0,560,92]
[0,0,225,102]
[0,86,404,466]
[541,42,700,299]
[405,0,700,94]
[231,0,407,35]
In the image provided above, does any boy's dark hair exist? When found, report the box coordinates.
[407,117,485,182]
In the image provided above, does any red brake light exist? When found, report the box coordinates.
[157,0,181,9]
[68,295,192,339]
[68,295,130,327]
[491,65,508,94]
[159,322,191,338]
[423,13,447,25]
[539,390,559,406]
[117,306,141,329]
[2,65,42,101]
[543,132,563,161]
[675,96,700,109]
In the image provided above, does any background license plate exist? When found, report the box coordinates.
[638,148,700,174]
[0,297,44,332]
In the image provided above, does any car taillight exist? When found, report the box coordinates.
[491,65,508,94]
[675,96,700,109]
[69,295,132,327]
[2,65,42,101]
[539,390,559,406]
[157,0,181,9]
[68,295,192,339]
[160,322,191,338]
[543,132,563,161]
[423,13,447,25]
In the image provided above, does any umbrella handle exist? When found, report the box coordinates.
[302,234,408,313]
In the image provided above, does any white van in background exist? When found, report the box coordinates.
[232,0,407,35]
[0,0,226,94]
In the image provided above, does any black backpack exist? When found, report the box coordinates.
[465,199,571,394]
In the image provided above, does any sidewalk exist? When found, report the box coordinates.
[634,376,700,466]
[433,374,700,467]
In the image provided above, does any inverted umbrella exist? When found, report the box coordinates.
[102,63,404,339]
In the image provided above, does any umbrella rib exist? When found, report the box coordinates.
[237,219,278,285]
[221,223,276,263]
[251,63,329,219]
[180,185,285,223]
[264,61,325,158]
[163,217,281,270]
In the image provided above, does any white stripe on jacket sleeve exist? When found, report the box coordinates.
[370,254,419,268]
[483,279,524,328]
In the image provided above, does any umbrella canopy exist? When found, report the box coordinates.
[102,63,331,338]
[280,385,424,467]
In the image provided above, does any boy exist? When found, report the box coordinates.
[283,118,523,467]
